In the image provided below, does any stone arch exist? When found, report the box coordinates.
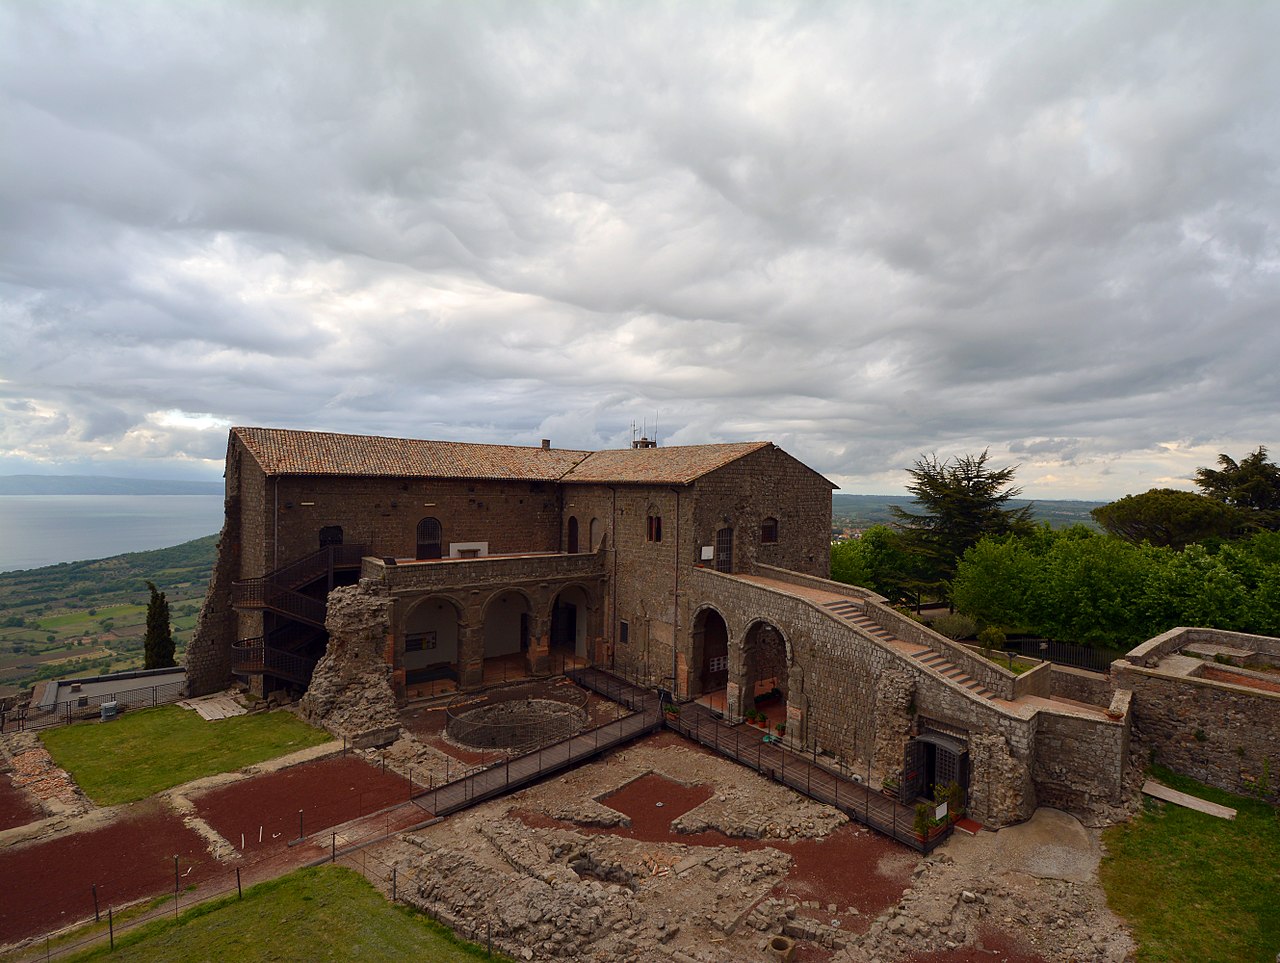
[402,594,462,683]
[550,583,594,658]
[740,618,790,708]
[690,605,730,698]
[482,589,533,659]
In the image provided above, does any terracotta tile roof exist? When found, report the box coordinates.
[232,427,590,481]
[232,428,829,487]
[561,442,775,485]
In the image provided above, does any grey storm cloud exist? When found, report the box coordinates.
[1,0,1278,498]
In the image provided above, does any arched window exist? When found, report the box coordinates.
[589,517,600,550]
[760,517,778,544]
[567,516,579,553]
[416,517,442,560]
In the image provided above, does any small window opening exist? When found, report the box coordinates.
[647,515,663,542]
[761,517,778,544]
[619,620,630,644]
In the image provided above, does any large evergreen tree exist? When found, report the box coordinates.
[891,450,1034,602]
[144,581,176,669]
[1194,447,1280,531]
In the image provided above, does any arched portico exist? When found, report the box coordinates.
[690,606,730,698]
[729,619,789,730]
[550,583,594,661]
[402,595,461,687]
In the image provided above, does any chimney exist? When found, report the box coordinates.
[541,439,551,449]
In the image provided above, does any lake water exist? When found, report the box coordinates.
[0,495,224,572]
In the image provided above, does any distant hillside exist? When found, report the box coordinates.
[0,535,217,697]
[832,493,1103,531]
[0,474,223,496]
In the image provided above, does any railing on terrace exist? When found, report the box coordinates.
[231,639,317,685]
[1011,639,1126,674]
[232,544,367,609]
[1,680,187,733]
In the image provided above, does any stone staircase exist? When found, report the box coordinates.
[821,599,995,700]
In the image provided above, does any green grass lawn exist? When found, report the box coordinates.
[41,704,331,805]
[69,865,510,962]
[1101,766,1280,963]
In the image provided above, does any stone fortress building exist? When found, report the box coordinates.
[188,427,1279,829]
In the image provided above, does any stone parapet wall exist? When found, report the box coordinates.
[1011,661,1053,700]
[751,564,881,603]
[1115,661,1280,802]
[1049,665,1114,707]
[862,603,1017,701]
[365,549,607,595]
[1124,626,1280,668]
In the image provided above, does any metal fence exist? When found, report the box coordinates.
[1,680,187,733]
[1009,638,1125,674]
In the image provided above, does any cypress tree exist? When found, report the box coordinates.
[144,581,176,669]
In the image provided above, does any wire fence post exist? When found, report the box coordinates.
[237,867,242,899]
[92,882,100,922]
[298,809,304,841]
[392,866,397,902]
[331,832,336,862]
[173,854,179,916]
[108,907,114,950]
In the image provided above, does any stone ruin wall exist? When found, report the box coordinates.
[299,581,401,744]
[1115,661,1280,803]
[186,499,240,696]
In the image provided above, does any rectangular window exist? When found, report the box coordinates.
[619,620,629,644]
[405,631,437,653]
[761,517,779,544]
[708,655,728,673]
[647,515,663,542]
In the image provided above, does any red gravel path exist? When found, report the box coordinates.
[0,770,43,831]
[0,799,215,946]
[905,925,1048,963]
[193,755,412,859]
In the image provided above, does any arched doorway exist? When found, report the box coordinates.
[550,585,591,660]
[403,596,460,687]
[692,608,729,697]
[742,620,787,722]
[416,517,443,560]
[567,516,579,554]
[483,590,531,659]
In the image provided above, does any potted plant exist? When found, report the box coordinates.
[881,773,900,798]
[775,722,786,738]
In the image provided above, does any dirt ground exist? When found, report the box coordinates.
[0,680,1135,962]
[0,770,43,831]
[368,730,1134,963]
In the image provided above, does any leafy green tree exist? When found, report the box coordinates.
[143,581,176,669]
[1091,488,1239,549]
[1194,447,1280,531]
[891,450,1034,602]
[830,525,925,604]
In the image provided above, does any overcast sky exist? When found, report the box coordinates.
[2,2,1277,500]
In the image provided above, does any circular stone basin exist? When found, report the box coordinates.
[447,697,587,751]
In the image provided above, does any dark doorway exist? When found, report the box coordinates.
[902,733,968,804]
[319,526,343,548]
[715,527,734,573]
[696,609,729,693]
[416,517,442,560]
[551,601,577,652]
[567,516,579,553]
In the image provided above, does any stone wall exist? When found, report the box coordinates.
[299,582,401,740]
[1050,665,1114,708]
[1032,709,1131,815]
[185,507,238,695]
[1115,662,1280,802]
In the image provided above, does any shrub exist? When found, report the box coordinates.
[977,626,1006,654]
[932,613,978,640]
